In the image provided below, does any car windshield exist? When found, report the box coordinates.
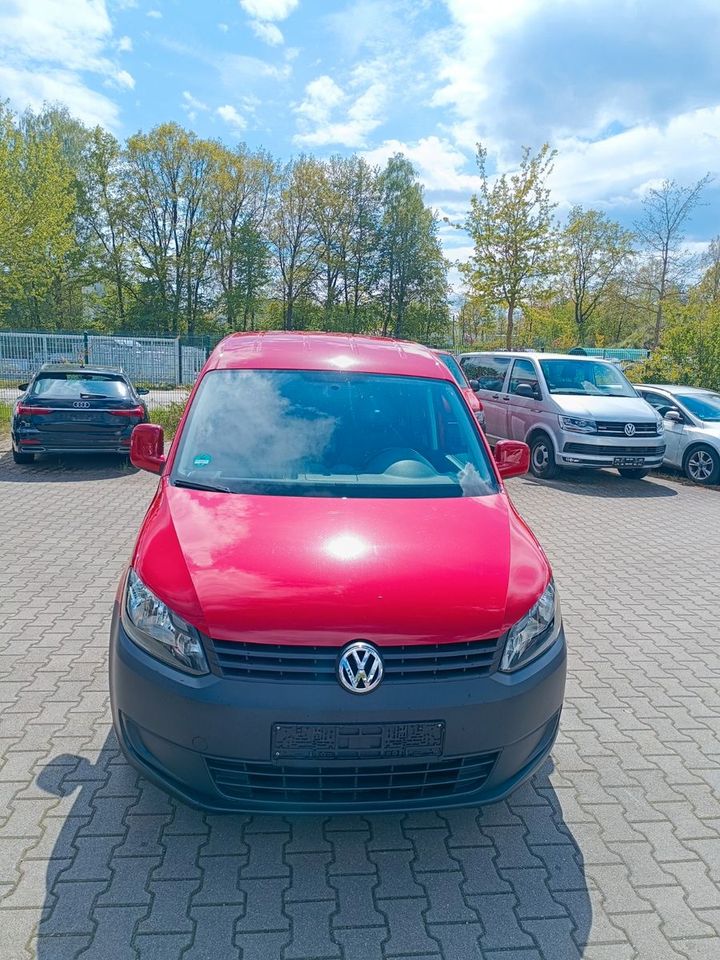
[539,359,636,397]
[172,369,498,498]
[31,373,130,400]
[436,353,468,387]
[678,393,720,421]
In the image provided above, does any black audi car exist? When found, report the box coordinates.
[11,364,149,464]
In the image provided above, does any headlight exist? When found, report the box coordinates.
[655,418,664,435]
[558,415,597,434]
[500,579,562,672]
[123,569,209,675]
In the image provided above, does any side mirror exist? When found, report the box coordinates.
[664,409,682,423]
[136,387,150,396]
[130,423,166,475]
[17,382,29,391]
[513,383,535,399]
[494,439,530,480]
[468,379,480,392]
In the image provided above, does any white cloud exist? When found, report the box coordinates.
[239,0,298,21]
[182,90,209,113]
[146,8,162,18]
[113,68,135,90]
[0,0,128,128]
[362,136,481,192]
[249,19,284,45]
[295,75,345,124]
[181,90,210,121]
[218,22,229,32]
[217,103,247,133]
[219,52,292,86]
[0,65,121,128]
[550,105,720,208]
[432,0,542,149]
[293,72,386,147]
[117,35,133,52]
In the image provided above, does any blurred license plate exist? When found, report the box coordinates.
[613,457,645,467]
[66,412,95,421]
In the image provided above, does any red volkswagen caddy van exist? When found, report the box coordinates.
[110,332,566,812]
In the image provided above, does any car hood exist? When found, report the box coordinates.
[553,394,657,421]
[132,483,550,646]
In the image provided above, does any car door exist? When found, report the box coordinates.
[506,358,543,442]
[638,389,685,465]
[460,355,512,443]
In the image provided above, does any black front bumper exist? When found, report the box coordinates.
[109,608,566,813]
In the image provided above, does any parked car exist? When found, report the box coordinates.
[634,384,720,485]
[432,349,486,428]
[458,351,665,480]
[110,332,566,813]
[11,364,149,464]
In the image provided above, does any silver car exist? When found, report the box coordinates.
[458,352,665,480]
[634,384,720,485]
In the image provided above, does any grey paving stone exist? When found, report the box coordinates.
[5,456,720,960]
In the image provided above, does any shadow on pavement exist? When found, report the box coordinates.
[0,450,138,483]
[518,468,678,498]
[36,735,592,959]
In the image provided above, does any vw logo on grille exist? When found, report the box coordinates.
[338,641,384,694]
[72,401,91,408]
[624,422,636,436]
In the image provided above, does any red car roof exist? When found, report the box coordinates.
[208,331,452,380]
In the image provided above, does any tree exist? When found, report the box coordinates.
[563,206,635,343]
[466,143,557,349]
[81,127,131,327]
[377,155,447,339]
[208,144,277,329]
[268,156,323,330]
[634,175,711,347]
[124,124,216,335]
[697,236,720,304]
[0,104,76,325]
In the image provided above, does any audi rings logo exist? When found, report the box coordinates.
[337,641,384,694]
[72,401,91,409]
[624,422,636,437]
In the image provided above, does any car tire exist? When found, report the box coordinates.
[683,445,720,485]
[12,449,35,464]
[617,468,649,479]
[529,434,558,479]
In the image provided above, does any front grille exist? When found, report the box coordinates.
[596,421,658,436]
[209,638,501,682]
[206,751,499,804]
[563,442,665,456]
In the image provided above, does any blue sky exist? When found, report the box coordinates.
[2,0,720,290]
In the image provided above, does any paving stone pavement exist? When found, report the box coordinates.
[1,451,720,959]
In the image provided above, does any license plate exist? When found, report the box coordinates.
[613,456,645,467]
[271,721,445,761]
[65,411,96,422]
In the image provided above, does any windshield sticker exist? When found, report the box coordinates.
[193,453,212,468]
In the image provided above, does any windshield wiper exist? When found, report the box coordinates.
[173,478,232,494]
[80,393,111,399]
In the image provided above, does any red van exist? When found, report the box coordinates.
[110,333,566,812]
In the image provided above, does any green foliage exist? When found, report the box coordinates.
[0,103,77,324]
[628,299,720,391]
[466,143,557,349]
[148,400,190,438]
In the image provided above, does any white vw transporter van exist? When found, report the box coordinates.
[458,352,665,480]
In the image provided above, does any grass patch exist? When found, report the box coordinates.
[0,401,11,439]
[147,401,188,439]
